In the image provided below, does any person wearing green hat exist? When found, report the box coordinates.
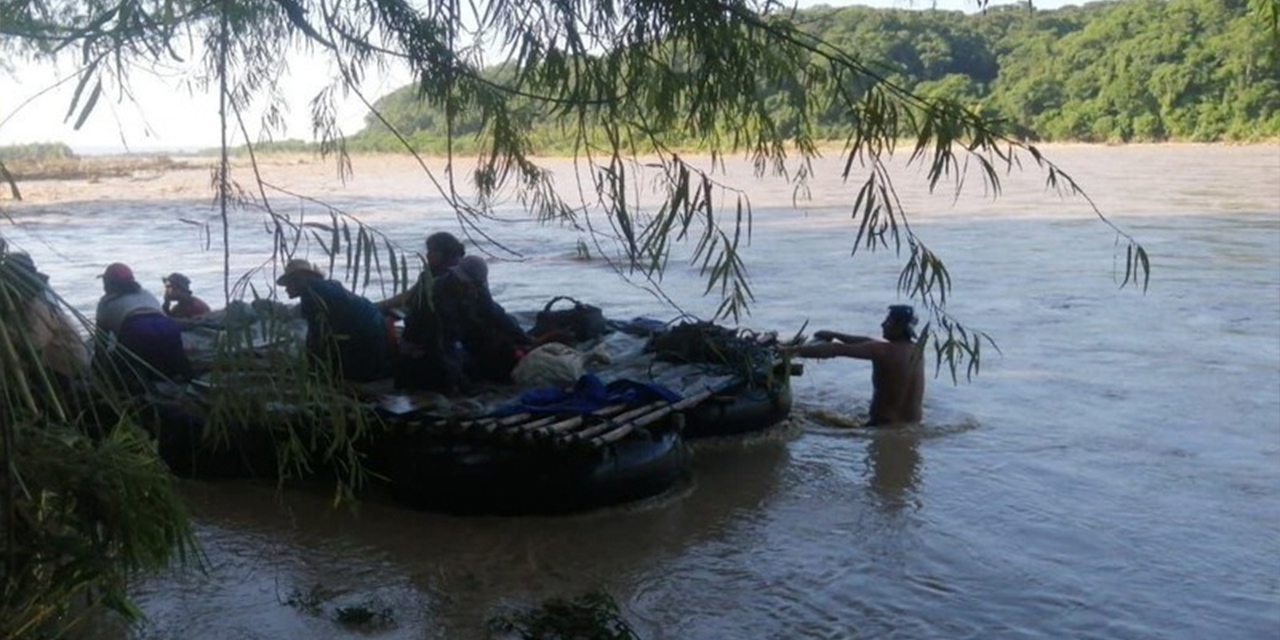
[783,304,925,427]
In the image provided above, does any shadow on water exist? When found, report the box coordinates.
[98,441,794,640]
[794,404,980,512]
[864,431,922,510]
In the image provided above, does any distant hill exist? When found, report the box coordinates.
[349,0,1278,151]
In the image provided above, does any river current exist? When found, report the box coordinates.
[3,145,1278,639]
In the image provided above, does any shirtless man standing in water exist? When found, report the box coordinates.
[785,305,925,426]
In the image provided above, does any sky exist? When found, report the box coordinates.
[0,0,1078,154]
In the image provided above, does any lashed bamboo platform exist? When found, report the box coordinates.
[380,387,719,450]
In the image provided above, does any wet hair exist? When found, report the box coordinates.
[886,304,918,340]
[425,232,466,263]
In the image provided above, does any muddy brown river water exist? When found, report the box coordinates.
[3,144,1278,639]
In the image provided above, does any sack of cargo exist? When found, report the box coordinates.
[512,342,612,388]
[512,343,585,387]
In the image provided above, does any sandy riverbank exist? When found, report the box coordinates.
[3,142,1275,207]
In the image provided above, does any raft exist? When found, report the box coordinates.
[369,406,691,515]
[142,378,702,514]
[149,306,795,514]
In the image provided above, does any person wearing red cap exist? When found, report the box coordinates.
[95,262,190,380]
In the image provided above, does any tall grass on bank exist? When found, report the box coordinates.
[0,247,195,639]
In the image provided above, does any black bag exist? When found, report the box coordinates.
[531,296,608,342]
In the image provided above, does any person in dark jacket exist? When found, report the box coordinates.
[453,255,532,383]
[375,232,469,391]
[277,259,387,383]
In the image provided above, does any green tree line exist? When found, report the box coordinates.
[356,0,1279,148]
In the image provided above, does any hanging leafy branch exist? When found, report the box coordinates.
[1,0,1154,382]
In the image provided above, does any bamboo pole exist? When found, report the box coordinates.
[531,403,630,436]
[569,400,669,442]
[581,389,715,446]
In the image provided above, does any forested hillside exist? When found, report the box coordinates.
[353,0,1278,149]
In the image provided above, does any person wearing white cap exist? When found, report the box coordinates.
[451,254,534,383]
[783,305,925,427]
[375,232,470,392]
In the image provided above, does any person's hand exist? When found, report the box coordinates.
[813,330,835,342]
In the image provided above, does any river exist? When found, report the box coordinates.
[3,144,1278,639]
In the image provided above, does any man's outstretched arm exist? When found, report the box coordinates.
[814,330,875,344]
[787,340,886,361]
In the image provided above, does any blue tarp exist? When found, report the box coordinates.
[496,374,681,416]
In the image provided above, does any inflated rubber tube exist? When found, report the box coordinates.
[682,377,793,439]
[370,417,691,516]
[147,400,280,479]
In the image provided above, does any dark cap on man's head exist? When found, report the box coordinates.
[163,272,192,292]
[886,304,917,325]
[886,304,918,339]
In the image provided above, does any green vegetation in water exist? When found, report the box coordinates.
[490,591,642,640]
[334,603,395,629]
[282,583,396,630]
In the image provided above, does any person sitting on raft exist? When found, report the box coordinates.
[376,231,469,391]
[783,304,925,427]
[162,272,211,319]
[94,262,190,380]
[2,252,90,386]
[452,254,535,384]
[276,258,387,383]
